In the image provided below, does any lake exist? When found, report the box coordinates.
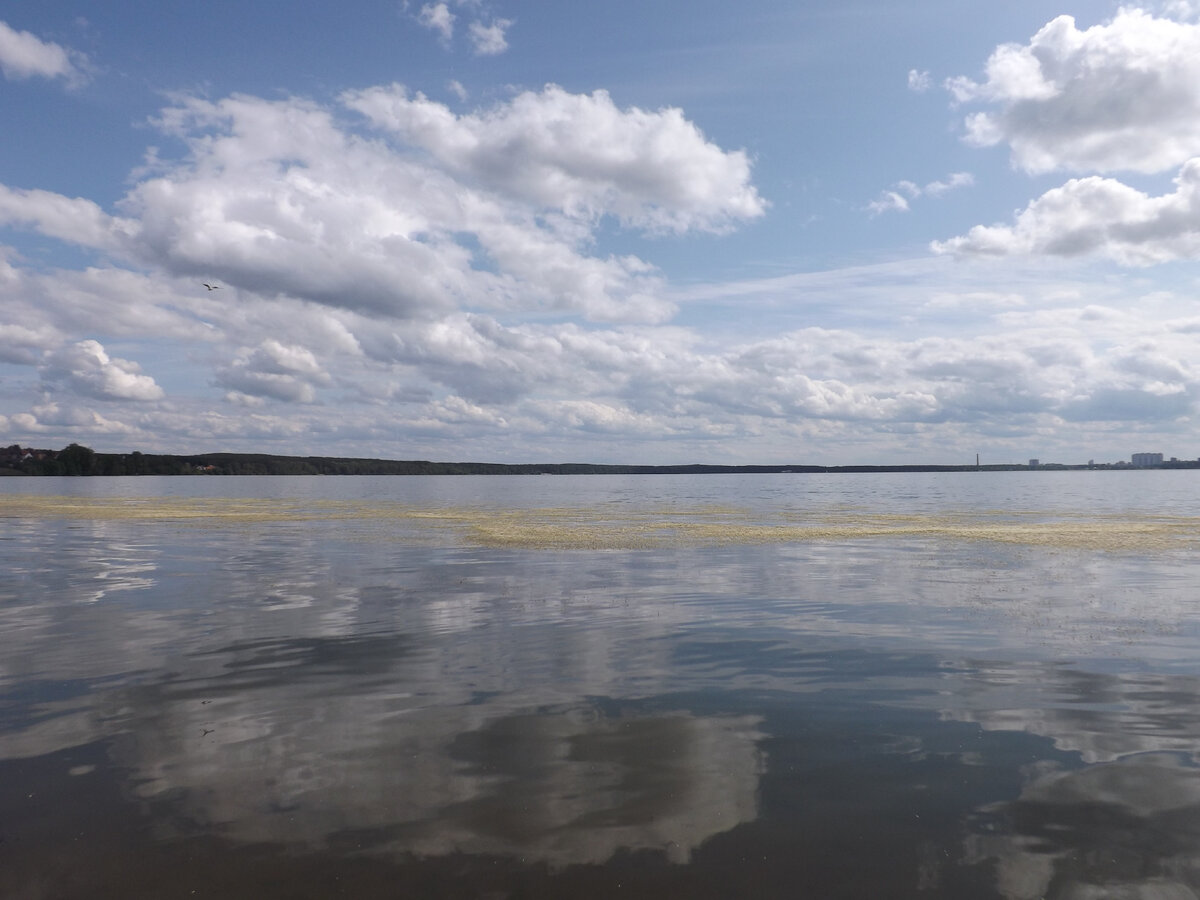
[3,471,1200,898]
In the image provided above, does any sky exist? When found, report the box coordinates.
[4,1,1200,465]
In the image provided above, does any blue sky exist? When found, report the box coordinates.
[3,0,1200,465]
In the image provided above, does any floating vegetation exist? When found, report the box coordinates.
[465,511,1199,552]
[4,493,1199,553]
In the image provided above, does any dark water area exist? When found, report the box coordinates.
[4,473,1200,898]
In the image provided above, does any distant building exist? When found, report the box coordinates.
[1131,452,1164,467]
[1029,459,1039,468]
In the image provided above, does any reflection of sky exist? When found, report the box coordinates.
[119,682,764,865]
[7,476,1200,893]
[964,752,1200,900]
[3,518,775,866]
[942,662,1200,762]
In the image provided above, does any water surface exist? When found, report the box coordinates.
[3,472,1200,898]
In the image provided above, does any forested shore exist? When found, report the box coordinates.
[0,442,1146,476]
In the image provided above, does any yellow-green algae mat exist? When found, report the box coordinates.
[3,494,1199,553]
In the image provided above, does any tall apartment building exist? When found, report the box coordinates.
[1131,452,1164,467]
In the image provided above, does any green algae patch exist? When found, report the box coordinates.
[4,494,1199,553]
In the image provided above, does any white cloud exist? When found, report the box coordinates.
[218,374,314,405]
[0,185,132,250]
[0,86,762,325]
[224,391,267,408]
[344,83,766,233]
[40,340,164,402]
[925,172,974,195]
[468,18,511,55]
[0,19,89,86]
[947,9,1200,174]
[417,3,455,42]
[530,399,664,434]
[0,322,58,364]
[8,255,1200,461]
[409,2,510,56]
[944,8,1200,269]
[868,172,972,214]
[215,339,332,404]
[868,191,909,216]
[1160,0,1200,21]
[15,402,134,434]
[8,51,1199,463]
[6,266,218,342]
[907,69,932,93]
[933,158,1200,264]
[343,299,1200,441]
[251,339,328,377]
[922,291,1026,312]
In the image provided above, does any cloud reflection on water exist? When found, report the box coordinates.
[6,485,1200,895]
[965,752,1200,900]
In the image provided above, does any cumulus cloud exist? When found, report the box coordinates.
[0,19,89,86]
[0,86,760,324]
[40,340,164,402]
[344,83,765,233]
[941,8,1200,266]
[468,18,511,55]
[417,3,455,42]
[933,158,1200,264]
[947,9,1200,174]
[215,339,332,404]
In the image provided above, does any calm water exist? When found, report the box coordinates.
[3,471,1200,898]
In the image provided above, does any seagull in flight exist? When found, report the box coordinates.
[202,283,221,291]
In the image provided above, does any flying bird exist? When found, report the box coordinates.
[202,283,221,291]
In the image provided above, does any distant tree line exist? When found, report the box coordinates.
[15,442,1199,475]
[3,444,196,476]
[0,443,1074,476]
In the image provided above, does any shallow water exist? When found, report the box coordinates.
[3,471,1200,898]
